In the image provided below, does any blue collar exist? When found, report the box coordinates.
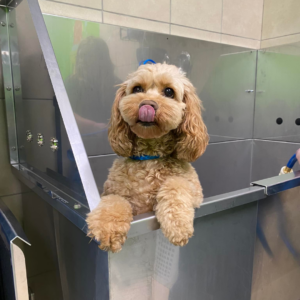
[129,155,160,161]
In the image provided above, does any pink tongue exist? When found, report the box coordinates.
[139,105,155,122]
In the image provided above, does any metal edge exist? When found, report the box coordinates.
[12,164,267,239]
[128,186,266,238]
[11,165,90,234]
[0,7,18,164]
[25,0,101,211]
[0,198,30,245]
[252,170,300,195]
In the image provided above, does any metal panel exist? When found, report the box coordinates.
[251,186,300,300]
[254,51,300,142]
[3,0,101,210]
[22,99,57,172]
[251,140,300,182]
[0,7,18,164]
[89,140,252,199]
[53,210,109,300]
[128,186,265,239]
[12,2,54,100]
[0,198,30,300]
[193,140,253,197]
[253,170,300,195]
[109,202,257,300]
[200,51,257,141]
[0,13,5,99]
[22,192,63,300]
[43,15,255,157]
[89,154,117,194]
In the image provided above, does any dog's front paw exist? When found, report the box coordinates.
[86,195,133,253]
[88,220,130,253]
[162,223,194,246]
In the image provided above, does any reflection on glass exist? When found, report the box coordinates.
[65,36,120,137]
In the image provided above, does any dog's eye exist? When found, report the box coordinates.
[164,88,174,98]
[132,86,143,93]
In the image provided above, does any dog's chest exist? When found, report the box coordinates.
[104,158,188,215]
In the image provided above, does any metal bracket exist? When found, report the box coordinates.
[252,170,300,195]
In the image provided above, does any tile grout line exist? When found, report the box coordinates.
[44,2,260,43]
[169,0,172,34]
[259,0,265,47]
[262,32,300,41]
[220,0,223,43]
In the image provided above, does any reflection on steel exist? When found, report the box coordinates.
[0,199,31,300]
[252,186,300,299]
[11,164,90,233]
[252,170,300,195]
[128,186,265,238]
[254,51,300,143]
[0,8,18,164]
[0,199,30,245]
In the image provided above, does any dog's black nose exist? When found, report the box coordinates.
[139,100,158,110]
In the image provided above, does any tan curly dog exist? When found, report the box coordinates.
[87,63,209,252]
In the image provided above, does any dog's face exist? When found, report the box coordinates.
[119,65,186,139]
[109,63,209,162]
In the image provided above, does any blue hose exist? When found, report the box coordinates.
[287,154,298,169]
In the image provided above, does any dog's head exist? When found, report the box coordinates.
[108,63,209,162]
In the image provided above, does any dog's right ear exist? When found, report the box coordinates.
[108,84,134,157]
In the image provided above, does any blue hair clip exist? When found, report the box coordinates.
[139,59,156,66]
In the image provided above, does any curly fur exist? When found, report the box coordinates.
[87,63,209,252]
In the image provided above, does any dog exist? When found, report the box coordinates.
[87,63,209,252]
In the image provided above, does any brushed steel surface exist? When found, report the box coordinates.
[193,140,253,197]
[43,15,254,157]
[251,186,300,300]
[13,2,54,100]
[21,99,57,172]
[53,210,109,300]
[110,202,257,300]
[11,165,89,233]
[22,192,64,300]
[0,198,30,245]
[254,51,300,142]
[7,7,27,164]
[0,198,29,300]
[128,186,265,238]
[201,51,257,141]
[12,162,267,241]
[0,8,18,164]
[89,140,253,200]
[253,170,300,195]
[6,0,101,210]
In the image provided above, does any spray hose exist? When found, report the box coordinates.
[279,150,300,175]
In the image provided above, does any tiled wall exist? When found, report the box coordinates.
[261,0,300,48]
[38,0,263,49]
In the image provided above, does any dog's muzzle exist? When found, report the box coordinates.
[138,100,158,123]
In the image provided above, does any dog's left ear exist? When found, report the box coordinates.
[108,84,134,157]
[173,80,209,162]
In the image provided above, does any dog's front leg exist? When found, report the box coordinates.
[155,176,203,246]
[86,195,133,253]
